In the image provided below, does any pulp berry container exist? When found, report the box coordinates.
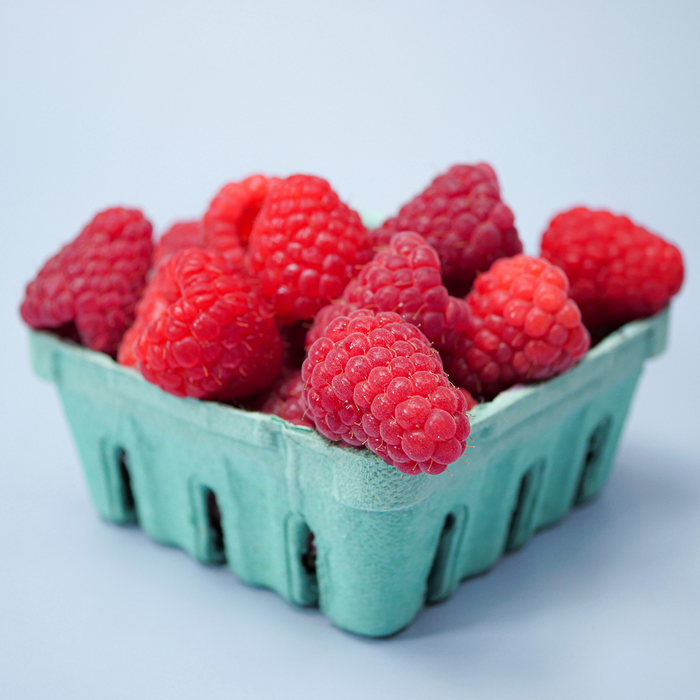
[28,308,669,637]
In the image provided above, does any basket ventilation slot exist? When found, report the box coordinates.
[285,516,319,607]
[426,506,468,604]
[506,460,546,552]
[203,487,226,564]
[575,416,613,504]
[115,447,137,523]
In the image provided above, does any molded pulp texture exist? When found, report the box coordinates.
[29,308,669,637]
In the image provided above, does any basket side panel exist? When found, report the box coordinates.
[58,376,298,604]
[57,388,133,524]
[312,502,446,637]
[114,408,296,601]
[532,403,592,527]
[573,370,642,504]
[454,441,551,579]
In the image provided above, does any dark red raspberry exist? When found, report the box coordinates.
[441,255,590,401]
[125,249,283,400]
[204,174,280,245]
[153,221,205,267]
[259,370,312,427]
[20,207,153,355]
[342,232,469,347]
[373,163,522,296]
[302,309,470,475]
[540,207,684,330]
[249,175,373,323]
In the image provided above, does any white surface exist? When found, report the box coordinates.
[1,2,699,698]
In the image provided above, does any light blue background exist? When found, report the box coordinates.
[1,2,698,698]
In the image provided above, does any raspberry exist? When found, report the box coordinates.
[20,207,153,355]
[117,267,170,368]
[259,370,312,427]
[456,386,478,411]
[153,221,205,267]
[540,207,684,330]
[204,174,280,245]
[124,249,282,400]
[153,219,246,271]
[302,309,470,475]
[341,232,469,347]
[441,255,590,401]
[373,164,522,296]
[249,175,373,323]
[304,301,358,350]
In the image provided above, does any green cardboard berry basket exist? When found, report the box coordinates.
[28,307,669,637]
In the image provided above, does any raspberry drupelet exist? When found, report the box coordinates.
[302,309,470,475]
[540,207,684,331]
[249,175,373,324]
[372,164,522,297]
[441,255,590,401]
[20,207,153,355]
[122,248,283,400]
[342,232,469,348]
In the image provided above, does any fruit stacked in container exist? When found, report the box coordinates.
[20,165,685,637]
[21,165,684,476]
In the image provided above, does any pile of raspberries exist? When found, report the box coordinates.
[20,167,685,475]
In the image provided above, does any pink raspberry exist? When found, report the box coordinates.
[20,207,153,355]
[249,175,373,323]
[302,309,470,475]
[441,255,590,400]
[373,163,522,296]
[341,232,469,348]
[123,249,283,400]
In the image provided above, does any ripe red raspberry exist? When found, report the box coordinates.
[341,232,469,347]
[259,370,312,427]
[540,207,684,329]
[305,301,358,350]
[124,249,283,400]
[153,221,205,267]
[373,164,522,296]
[441,255,590,401]
[20,207,153,355]
[204,174,280,245]
[153,220,246,270]
[302,309,470,475]
[249,175,373,323]
[456,386,478,411]
[117,269,169,368]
